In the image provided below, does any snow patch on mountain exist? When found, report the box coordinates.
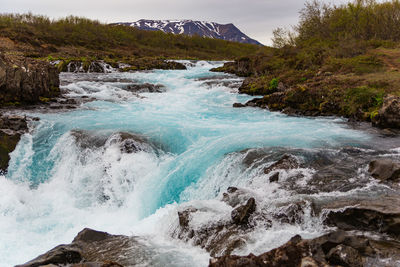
[115,19,262,45]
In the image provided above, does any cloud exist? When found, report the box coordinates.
[1,0,351,45]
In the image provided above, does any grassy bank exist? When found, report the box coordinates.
[213,0,400,123]
[0,13,259,61]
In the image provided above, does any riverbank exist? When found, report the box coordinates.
[212,46,400,130]
[6,61,400,267]
[211,0,400,130]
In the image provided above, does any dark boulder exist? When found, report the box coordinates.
[221,187,249,208]
[15,245,82,267]
[231,198,256,225]
[209,230,400,267]
[173,188,259,257]
[263,154,299,175]
[178,207,198,229]
[325,207,400,239]
[72,262,123,267]
[70,130,152,153]
[233,103,246,108]
[0,53,60,104]
[124,83,166,93]
[269,172,280,182]
[73,228,112,243]
[272,202,305,225]
[17,228,151,267]
[372,94,400,129]
[0,114,29,172]
[326,244,363,267]
[174,205,246,257]
[368,159,400,181]
[209,234,309,267]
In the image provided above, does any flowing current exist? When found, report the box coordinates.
[1,61,397,266]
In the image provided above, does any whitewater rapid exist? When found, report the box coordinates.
[0,61,389,266]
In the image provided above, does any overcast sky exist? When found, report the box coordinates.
[2,0,351,45]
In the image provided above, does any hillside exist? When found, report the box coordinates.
[0,14,259,61]
[213,0,400,129]
[115,20,262,45]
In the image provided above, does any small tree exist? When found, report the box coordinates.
[272,27,291,48]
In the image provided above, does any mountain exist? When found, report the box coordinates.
[115,20,262,45]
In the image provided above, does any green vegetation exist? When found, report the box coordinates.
[0,13,258,60]
[215,0,400,121]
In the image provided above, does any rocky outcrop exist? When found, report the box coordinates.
[372,95,400,129]
[211,58,252,77]
[0,53,60,105]
[120,59,186,72]
[17,228,151,267]
[174,187,258,257]
[0,114,29,172]
[368,159,400,182]
[209,230,400,267]
[231,197,256,225]
[70,130,154,153]
[175,207,250,257]
[263,154,299,182]
[326,207,400,240]
[123,83,166,93]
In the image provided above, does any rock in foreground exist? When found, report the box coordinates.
[209,230,400,267]
[16,228,150,267]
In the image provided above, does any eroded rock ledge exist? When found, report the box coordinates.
[0,53,60,105]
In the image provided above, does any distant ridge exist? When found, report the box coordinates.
[115,19,262,45]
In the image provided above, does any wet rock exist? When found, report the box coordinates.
[124,83,166,93]
[15,245,82,267]
[373,95,400,129]
[368,159,400,181]
[88,62,113,73]
[73,228,112,243]
[178,207,198,229]
[209,230,400,267]
[326,244,363,267]
[233,103,246,108]
[175,189,256,256]
[269,172,280,182]
[120,59,186,71]
[0,53,60,104]
[72,262,123,267]
[175,205,246,256]
[117,132,150,153]
[18,228,151,267]
[231,198,256,225]
[222,187,249,208]
[263,154,299,175]
[273,202,305,225]
[70,130,152,153]
[209,234,308,267]
[0,114,29,172]
[325,207,400,239]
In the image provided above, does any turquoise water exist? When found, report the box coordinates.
[1,61,372,266]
